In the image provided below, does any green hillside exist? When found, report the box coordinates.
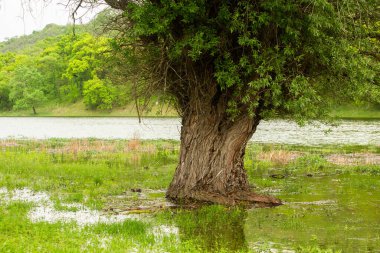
[0,9,112,53]
[0,24,72,53]
[0,10,145,116]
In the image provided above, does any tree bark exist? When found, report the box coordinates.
[166,111,282,207]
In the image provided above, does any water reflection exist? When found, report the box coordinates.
[172,174,380,252]
[244,175,380,252]
[174,206,248,252]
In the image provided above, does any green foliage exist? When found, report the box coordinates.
[62,33,111,101]
[0,80,11,110]
[13,90,47,113]
[290,154,330,173]
[37,52,66,99]
[83,77,116,110]
[8,65,47,114]
[111,0,379,121]
[0,53,15,110]
[0,10,129,113]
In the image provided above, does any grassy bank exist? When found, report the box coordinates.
[0,100,178,117]
[1,101,380,120]
[330,105,380,120]
[0,139,379,252]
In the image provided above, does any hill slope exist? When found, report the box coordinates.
[0,9,111,53]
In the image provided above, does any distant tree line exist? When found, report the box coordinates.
[0,10,136,114]
[0,32,131,114]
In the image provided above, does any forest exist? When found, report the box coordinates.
[0,11,135,115]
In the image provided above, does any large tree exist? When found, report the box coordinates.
[9,65,47,114]
[74,0,379,206]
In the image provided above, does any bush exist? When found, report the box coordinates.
[83,77,115,110]
[290,154,330,173]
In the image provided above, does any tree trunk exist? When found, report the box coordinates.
[32,106,37,115]
[166,111,282,207]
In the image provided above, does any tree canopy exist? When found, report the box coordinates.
[103,0,379,122]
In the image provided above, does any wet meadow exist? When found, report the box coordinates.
[0,139,379,252]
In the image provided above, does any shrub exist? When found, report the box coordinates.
[83,77,115,110]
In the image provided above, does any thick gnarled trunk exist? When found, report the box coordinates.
[166,111,281,207]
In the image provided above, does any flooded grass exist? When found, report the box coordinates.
[0,139,379,252]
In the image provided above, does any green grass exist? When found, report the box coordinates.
[0,100,178,117]
[0,101,178,117]
[0,139,379,252]
[0,139,178,209]
[1,101,379,120]
[331,105,380,120]
[0,202,171,252]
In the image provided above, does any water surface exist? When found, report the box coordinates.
[245,174,380,252]
[0,117,379,145]
[174,174,380,252]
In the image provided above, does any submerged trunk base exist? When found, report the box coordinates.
[166,190,282,208]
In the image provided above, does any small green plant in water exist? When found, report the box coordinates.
[289,155,331,174]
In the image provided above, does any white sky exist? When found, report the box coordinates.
[0,0,101,42]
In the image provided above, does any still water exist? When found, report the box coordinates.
[0,117,379,145]
[178,174,380,252]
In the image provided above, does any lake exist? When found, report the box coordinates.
[0,117,379,145]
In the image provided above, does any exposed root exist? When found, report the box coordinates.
[167,191,282,208]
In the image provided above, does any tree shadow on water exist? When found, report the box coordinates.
[174,205,248,252]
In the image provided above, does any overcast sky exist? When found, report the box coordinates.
[0,0,101,42]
